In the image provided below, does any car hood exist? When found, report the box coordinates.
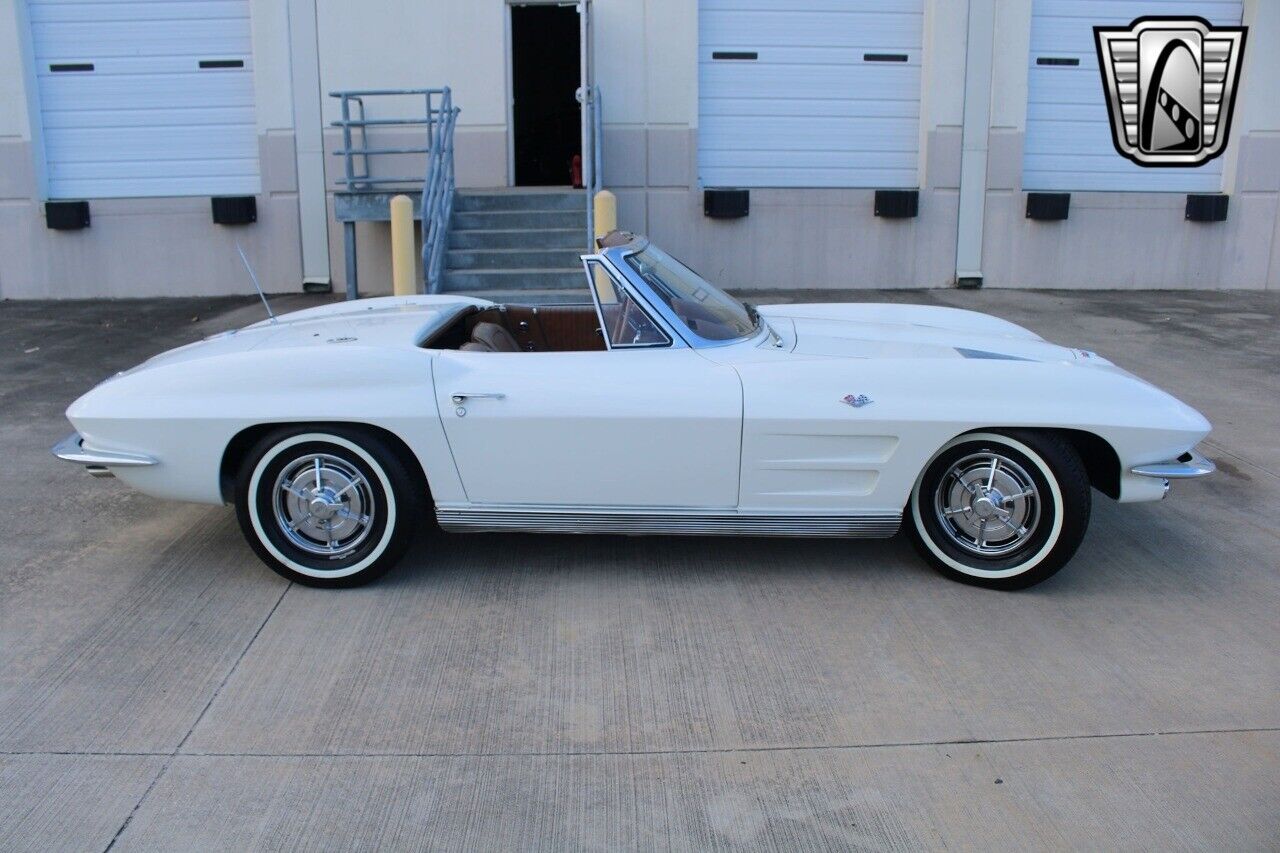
[759,303,1086,363]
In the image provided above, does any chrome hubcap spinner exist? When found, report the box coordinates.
[272,453,375,558]
[934,451,1041,557]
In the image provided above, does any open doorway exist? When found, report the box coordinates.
[510,3,581,186]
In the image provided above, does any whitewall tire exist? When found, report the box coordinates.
[234,426,422,587]
[907,430,1091,590]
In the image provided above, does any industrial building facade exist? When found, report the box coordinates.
[1,0,1278,299]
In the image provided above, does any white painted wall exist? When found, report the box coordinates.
[0,1,32,139]
[250,0,296,133]
[314,1,508,128]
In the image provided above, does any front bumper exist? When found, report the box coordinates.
[1131,449,1216,479]
[52,432,156,477]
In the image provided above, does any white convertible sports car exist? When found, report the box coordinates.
[55,232,1213,590]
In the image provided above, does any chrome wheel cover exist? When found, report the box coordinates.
[272,453,375,558]
[933,451,1041,558]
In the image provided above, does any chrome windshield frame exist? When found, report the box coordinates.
[598,238,768,350]
[580,252,686,351]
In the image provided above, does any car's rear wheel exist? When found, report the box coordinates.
[907,430,1090,590]
[234,426,421,587]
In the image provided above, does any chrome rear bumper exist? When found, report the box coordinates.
[52,432,156,477]
[1131,449,1215,479]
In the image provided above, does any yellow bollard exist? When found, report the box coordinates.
[389,194,415,296]
[590,190,619,301]
[593,189,617,246]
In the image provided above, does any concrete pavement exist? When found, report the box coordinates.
[0,289,1276,850]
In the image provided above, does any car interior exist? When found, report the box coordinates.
[423,303,608,352]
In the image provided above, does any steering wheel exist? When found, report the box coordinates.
[611,299,648,345]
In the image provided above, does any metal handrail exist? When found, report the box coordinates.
[328,86,459,294]
[422,89,458,293]
[327,88,452,192]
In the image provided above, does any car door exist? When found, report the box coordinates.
[432,267,742,508]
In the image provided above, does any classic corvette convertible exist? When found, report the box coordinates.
[54,232,1213,590]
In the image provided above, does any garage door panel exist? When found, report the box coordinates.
[50,157,260,182]
[1031,0,1241,22]
[37,74,255,109]
[701,97,919,119]
[35,56,252,76]
[28,1,248,24]
[1026,70,1109,105]
[1026,102,1112,123]
[706,166,918,188]
[45,127,259,163]
[40,106,255,130]
[1020,167,1223,193]
[702,117,919,152]
[701,65,920,100]
[1023,0,1239,192]
[1024,125,1117,157]
[29,0,260,198]
[699,150,918,170]
[701,0,918,12]
[31,21,251,58]
[698,46,920,66]
[48,174,263,199]
[698,0,922,189]
[700,10,922,48]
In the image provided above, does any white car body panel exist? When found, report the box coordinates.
[57,245,1212,534]
[433,348,742,507]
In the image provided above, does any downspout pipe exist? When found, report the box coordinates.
[955,0,996,288]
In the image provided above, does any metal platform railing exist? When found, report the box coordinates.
[328,87,459,295]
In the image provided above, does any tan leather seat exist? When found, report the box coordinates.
[471,322,520,352]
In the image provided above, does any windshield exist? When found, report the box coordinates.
[624,246,757,341]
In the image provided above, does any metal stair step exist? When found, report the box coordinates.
[452,209,586,230]
[454,190,586,212]
[446,247,583,271]
[440,268,586,292]
[448,228,586,250]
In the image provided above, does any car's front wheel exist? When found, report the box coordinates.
[234,426,422,587]
[907,430,1090,590]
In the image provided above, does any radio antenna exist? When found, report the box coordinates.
[236,241,277,324]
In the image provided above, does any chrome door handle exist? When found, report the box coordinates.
[451,392,505,404]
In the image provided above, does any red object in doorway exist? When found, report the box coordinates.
[571,155,583,188]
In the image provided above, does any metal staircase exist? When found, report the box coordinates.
[328,83,601,300]
[441,189,587,295]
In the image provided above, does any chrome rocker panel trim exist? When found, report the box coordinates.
[1130,449,1216,479]
[436,504,902,537]
[52,432,157,473]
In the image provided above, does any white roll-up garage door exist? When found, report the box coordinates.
[698,0,923,189]
[28,0,260,199]
[1024,0,1242,192]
